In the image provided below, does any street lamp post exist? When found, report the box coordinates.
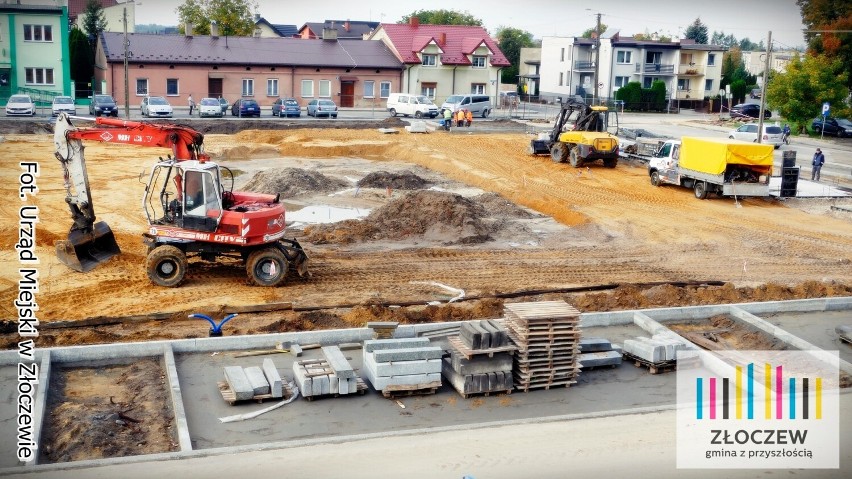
[593,12,601,104]
[123,6,130,118]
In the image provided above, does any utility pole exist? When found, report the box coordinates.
[123,6,130,118]
[593,12,601,104]
[756,31,771,144]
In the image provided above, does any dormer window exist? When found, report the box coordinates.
[422,54,437,66]
[472,56,487,68]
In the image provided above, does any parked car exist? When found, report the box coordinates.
[730,103,770,119]
[140,96,173,118]
[218,97,229,114]
[5,94,36,116]
[52,96,76,116]
[440,94,492,118]
[749,88,762,99]
[89,94,118,117]
[231,98,260,117]
[385,93,438,118]
[728,123,784,149]
[198,97,223,117]
[306,99,338,118]
[811,117,852,137]
[272,98,301,117]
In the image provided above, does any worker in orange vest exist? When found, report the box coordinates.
[465,109,473,127]
[456,109,466,127]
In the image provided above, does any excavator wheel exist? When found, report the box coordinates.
[146,245,187,287]
[246,247,288,287]
[551,144,568,163]
[569,148,583,168]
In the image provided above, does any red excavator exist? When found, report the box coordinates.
[53,113,309,287]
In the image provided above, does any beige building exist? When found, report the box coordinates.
[72,0,135,33]
[742,50,800,80]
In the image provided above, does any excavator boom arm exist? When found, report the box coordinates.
[64,116,205,160]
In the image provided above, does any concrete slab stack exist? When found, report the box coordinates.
[220,362,291,404]
[578,337,623,369]
[443,320,517,397]
[503,301,582,391]
[361,338,443,397]
[292,353,362,400]
[621,334,688,374]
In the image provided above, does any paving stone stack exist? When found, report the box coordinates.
[292,346,360,400]
[622,334,688,364]
[220,359,284,403]
[577,337,623,369]
[503,301,582,391]
[361,338,443,396]
[443,320,516,397]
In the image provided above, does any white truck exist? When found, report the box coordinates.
[647,137,774,199]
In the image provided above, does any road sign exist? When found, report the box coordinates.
[822,102,830,117]
[718,89,726,98]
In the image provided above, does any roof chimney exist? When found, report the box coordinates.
[439,32,446,45]
[345,19,350,32]
[210,21,219,38]
[322,27,338,41]
[185,22,193,37]
[409,17,419,27]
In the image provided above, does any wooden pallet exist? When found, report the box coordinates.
[514,379,577,392]
[304,377,368,401]
[458,388,513,399]
[381,380,442,399]
[218,380,291,406]
[622,352,677,375]
[448,336,517,359]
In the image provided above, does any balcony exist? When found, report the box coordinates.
[678,64,705,75]
[574,61,595,71]
[635,63,675,74]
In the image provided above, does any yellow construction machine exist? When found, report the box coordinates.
[529,99,620,168]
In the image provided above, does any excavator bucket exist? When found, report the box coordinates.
[55,221,121,272]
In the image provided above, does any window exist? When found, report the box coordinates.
[614,76,629,88]
[616,51,632,64]
[471,83,485,94]
[23,25,52,42]
[680,53,694,65]
[380,81,391,98]
[708,54,716,66]
[166,78,178,95]
[705,79,713,91]
[643,76,660,88]
[646,51,662,64]
[677,78,690,91]
[363,80,375,98]
[421,82,436,99]
[24,68,54,85]
[559,72,563,86]
[266,79,278,96]
[301,80,314,97]
[560,48,565,62]
[421,54,437,66]
[472,56,486,68]
[319,80,331,98]
[136,78,148,95]
[242,79,254,96]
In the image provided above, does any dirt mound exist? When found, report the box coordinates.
[342,299,504,326]
[475,192,537,219]
[305,190,491,244]
[357,170,431,190]
[241,168,349,198]
[0,120,54,134]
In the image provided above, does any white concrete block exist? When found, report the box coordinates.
[373,358,442,376]
[244,366,270,396]
[262,358,283,399]
[223,366,254,401]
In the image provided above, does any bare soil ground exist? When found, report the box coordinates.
[1,126,852,347]
[40,358,177,462]
[667,314,790,350]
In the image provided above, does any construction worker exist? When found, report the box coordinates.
[465,109,473,127]
[442,108,452,131]
[456,109,466,127]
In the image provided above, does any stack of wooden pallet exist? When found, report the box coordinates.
[503,301,581,392]
[443,319,518,398]
[292,346,367,400]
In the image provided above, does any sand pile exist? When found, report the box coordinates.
[357,170,431,190]
[306,190,491,245]
[241,168,349,198]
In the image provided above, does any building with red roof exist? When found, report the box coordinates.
[368,17,510,105]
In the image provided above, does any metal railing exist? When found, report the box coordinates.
[635,63,675,74]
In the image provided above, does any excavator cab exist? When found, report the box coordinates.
[145,160,223,232]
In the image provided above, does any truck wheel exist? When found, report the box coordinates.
[694,181,709,200]
[415,111,423,119]
[650,171,661,186]
[146,245,187,287]
[603,158,618,168]
[551,144,568,163]
[246,247,288,287]
[569,148,583,168]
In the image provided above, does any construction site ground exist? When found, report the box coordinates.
[1,115,851,474]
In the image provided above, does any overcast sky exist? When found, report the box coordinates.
[133,0,808,49]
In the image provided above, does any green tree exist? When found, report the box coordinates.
[650,80,667,110]
[581,23,608,38]
[176,0,257,36]
[69,27,94,96]
[495,27,534,84]
[797,0,852,92]
[81,0,107,46]
[615,82,642,110]
[766,53,849,132]
[685,17,708,44]
[399,9,482,26]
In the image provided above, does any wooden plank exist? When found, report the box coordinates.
[448,336,518,359]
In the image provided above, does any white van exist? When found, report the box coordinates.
[386,93,439,118]
[440,94,492,118]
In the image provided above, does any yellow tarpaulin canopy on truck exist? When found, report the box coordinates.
[679,137,774,175]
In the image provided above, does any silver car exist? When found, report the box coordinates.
[141,96,173,117]
[728,124,784,149]
[306,99,338,118]
[52,96,76,116]
[5,94,35,116]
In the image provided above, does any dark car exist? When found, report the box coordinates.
[218,97,229,114]
[811,117,852,137]
[89,94,118,117]
[272,98,301,117]
[231,99,260,117]
[730,103,770,119]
